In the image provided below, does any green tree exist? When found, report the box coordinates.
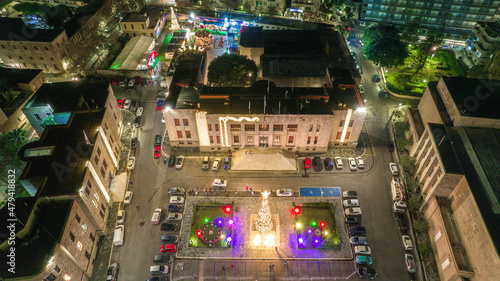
[242,1,252,12]
[363,24,409,68]
[222,0,241,10]
[418,241,433,256]
[408,196,421,213]
[208,54,258,87]
[41,115,58,129]
[324,0,344,9]
[267,5,279,16]
[45,5,70,28]
[412,47,428,79]
[344,6,354,20]
[399,154,417,174]
[405,17,421,45]
[0,128,29,176]
[413,218,429,234]
[0,78,13,103]
[199,0,215,11]
[405,176,420,193]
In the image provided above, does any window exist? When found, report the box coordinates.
[349,120,354,127]
[316,125,320,132]
[245,124,255,131]
[183,119,189,126]
[75,213,81,223]
[215,124,219,131]
[29,56,33,60]
[93,192,99,202]
[247,136,253,144]
[174,119,180,126]
[97,147,101,156]
[259,124,269,131]
[185,130,191,139]
[82,224,87,232]
[314,136,318,144]
[76,241,82,250]
[56,43,59,48]
[339,120,345,127]
[230,124,241,131]
[109,135,114,144]
[8,56,12,59]
[99,210,105,218]
[208,124,212,131]
[288,136,294,144]
[33,113,42,121]
[123,24,127,29]
[216,136,220,144]
[274,135,280,143]
[50,57,54,61]
[273,124,283,131]
[210,136,214,144]
[307,137,311,144]
[287,124,298,131]
[12,45,17,49]
[177,130,182,138]
[33,46,38,50]
[23,46,27,50]
[94,155,99,165]
[102,160,108,170]
[89,232,95,242]
[336,132,342,140]
[142,24,145,29]
[69,232,75,242]
[85,251,91,260]
[100,167,105,178]
[345,132,350,139]
[233,136,239,143]
[131,24,134,29]
[45,112,52,117]
[309,125,313,132]
[44,46,49,50]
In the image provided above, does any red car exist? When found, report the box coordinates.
[134,76,142,86]
[154,145,161,158]
[111,78,119,85]
[304,157,311,169]
[160,244,177,253]
[117,99,124,108]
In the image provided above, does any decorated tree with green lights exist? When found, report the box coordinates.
[255,192,273,234]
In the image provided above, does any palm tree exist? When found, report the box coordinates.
[42,115,58,129]
[7,128,28,145]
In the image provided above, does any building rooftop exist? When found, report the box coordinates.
[441,77,500,120]
[64,0,106,38]
[428,123,463,174]
[0,68,43,84]
[0,18,64,42]
[477,21,500,38]
[110,35,155,70]
[446,126,500,254]
[19,110,105,197]
[0,198,72,278]
[23,80,110,113]
[261,55,327,78]
[427,81,453,126]
[122,12,148,23]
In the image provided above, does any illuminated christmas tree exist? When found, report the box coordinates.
[255,191,273,234]
[170,7,180,30]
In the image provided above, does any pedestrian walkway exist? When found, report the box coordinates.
[299,187,342,197]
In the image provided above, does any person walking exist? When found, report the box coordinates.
[221,266,225,271]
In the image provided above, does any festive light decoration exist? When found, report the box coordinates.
[296,222,302,228]
[229,219,233,225]
[263,234,275,246]
[324,231,329,235]
[294,207,301,215]
[227,237,232,242]
[319,222,326,228]
[218,220,222,224]
[219,116,259,147]
[298,238,304,243]
[170,7,180,30]
[311,221,317,227]
[196,231,202,236]
[204,218,210,223]
[340,109,353,142]
[255,191,273,234]
[308,229,312,233]
[220,234,225,239]
[195,112,210,146]
[224,206,232,214]
[253,234,262,246]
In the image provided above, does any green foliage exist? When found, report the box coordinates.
[408,196,421,213]
[0,128,29,174]
[242,1,252,13]
[412,47,429,78]
[199,0,215,11]
[418,241,433,256]
[399,154,417,174]
[344,7,354,20]
[303,202,335,216]
[208,54,258,87]
[363,24,409,68]
[404,17,421,45]
[323,0,344,9]
[267,5,278,16]
[41,115,58,129]
[413,218,429,234]
[13,3,70,28]
[405,176,420,193]
[394,120,409,138]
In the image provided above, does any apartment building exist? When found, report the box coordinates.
[16,0,86,6]
[468,20,500,66]
[483,48,500,79]
[22,80,122,136]
[405,76,500,280]
[360,0,500,44]
[0,18,68,73]
[120,7,168,40]
[288,0,322,16]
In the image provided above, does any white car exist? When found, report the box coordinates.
[136,107,143,116]
[348,157,357,171]
[342,191,357,198]
[389,162,399,175]
[334,157,343,169]
[343,199,360,207]
[158,91,169,98]
[128,78,135,87]
[402,235,414,250]
[356,157,365,169]
[167,213,183,220]
[175,156,184,169]
[405,254,416,273]
[358,85,364,95]
[212,179,227,187]
[151,208,162,224]
[162,115,165,124]
[354,245,371,255]
[212,158,221,171]
[124,191,133,204]
[345,207,362,216]
[117,210,125,224]
[124,99,132,110]
[127,157,136,170]
[276,189,293,196]
[169,196,185,204]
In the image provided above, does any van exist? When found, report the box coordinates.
[113,225,124,246]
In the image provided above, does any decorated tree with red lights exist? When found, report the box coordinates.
[255,191,273,234]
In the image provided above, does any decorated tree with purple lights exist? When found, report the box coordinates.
[255,191,273,234]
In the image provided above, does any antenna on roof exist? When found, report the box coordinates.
[279,101,281,114]
[248,101,251,114]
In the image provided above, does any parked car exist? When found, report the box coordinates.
[304,157,311,169]
[169,196,184,204]
[124,99,132,110]
[276,189,293,197]
[124,191,133,204]
[162,115,165,124]
[168,204,183,212]
[120,77,128,86]
[343,199,360,208]
[130,100,137,111]
[168,156,176,167]
[345,216,361,225]
[354,245,371,255]
[356,267,377,278]
[312,157,323,171]
[396,214,408,233]
[160,223,178,232]
[345,207,362,216]
[212,179,227,187]
[379,90,389,97]
[106,263,119,281]
[168,187,185,195]
[358,85,364,95]
[154,145,161,158]
[155,134,162,146]
[153,254,171,264]
[160,244,177,253]
[117,99,124,108]
[201,156,210,170]
[349,236,368,245]
[356,157,365,168]
[175,156,184,169]
[342,191,358,198]
[161,234,178,243]
[183,100,194,106]
[389,162,399,175]
[223,157,231,170]
[150,265,169,274]
[349,226,366,236]
[134,116,142,128]
[128,78,135,87]
[127,157,136,170]
[402,235,414,250]
[212,158,221,171]
[151,208,162,224]
[387,141,395,152]
[167,213,182,220]
[355,255,373,265]
[405,254,416,273]
[156,99,164,110]
[135,77,142,85]
[373,74,381,82]
[334,157,343,169]
[131,137,138,149]
[324,158,333,171]
[348,157,357,171]
[117,210,125,224]
[158,90,168,97]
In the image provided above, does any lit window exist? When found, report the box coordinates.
[82,224,87,232]
[76,241,82,250]
[63,274,71,280]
